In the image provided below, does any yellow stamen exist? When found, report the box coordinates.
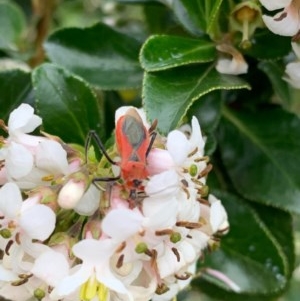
[80,277,98,301]
[98,282,109,301]
[80,278,110,301]
[41,174,55,182]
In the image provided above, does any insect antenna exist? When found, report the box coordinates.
[145,119,158,158]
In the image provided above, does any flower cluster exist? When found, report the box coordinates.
[0,104,229,301]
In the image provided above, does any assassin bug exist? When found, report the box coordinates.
[85,108,157,201]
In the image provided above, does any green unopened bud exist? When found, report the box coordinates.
[0,228,12,239]
[135,242,148,254]
[34,288,46,301]
[170,232,181,243]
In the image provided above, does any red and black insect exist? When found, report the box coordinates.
[86,108,157,201]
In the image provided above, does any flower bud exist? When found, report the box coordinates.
[58,171,90,209]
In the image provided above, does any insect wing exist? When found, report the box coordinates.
[116,109,149,163]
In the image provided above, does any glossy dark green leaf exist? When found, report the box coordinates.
[44,23,143,90]
[143,64,250,135]
[172,0,223,36]
[258,61,291,108]
[0,0,26,52]
[140,35,216,71]
[0,69,33,121]
[251,203,294,278]
[244,29,291,60]
[218,106,300,214]
[204,132,217,156]
[32,64,104,145]
[187,91,222,132]
[195,191,291,297]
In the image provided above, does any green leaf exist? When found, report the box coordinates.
[252,203,294,278]
[244,29,291,60]
[32,63,104,145]
[143,64,250,135]
[172,0,223,36]
[0,69,33,121]
[218,106,300,214]
[195,191,291,297]
[140,35,216,72]
[187,91,222,132]
[0,0,26,52]
[258,61,291,108]
[44,22,143,90]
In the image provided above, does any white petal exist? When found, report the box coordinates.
[259,0,291,11]
[167,130,189,165]
[6,142,33,178]
[96,265,130,296]
[210,200,228,233]
[0,182,22,218]
[8,103,42,134]
[262,12,299,36]
[145,170,179,196]
[189,230,210,250]
[284,61,300,88]
[0,265,19,281]
[31,249,70,286]
[102,208,144,241]
[0,281,33,301]
[53,264,92,296]
[73,239,115,263]
[74,185,101,216]
[190,117,205,151]
[143,196,178,229]
[146,148,174,175]
[216,56,248,75]
[20,204,56,240]
[35,140,69,175]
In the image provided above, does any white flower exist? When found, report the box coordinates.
[0,104,70,188]
[0,182,56,280]
[51,238,132,300]
[259,0,300,36]
[0,183,55,242]
[216,44,248,75]
[8,103,42,140]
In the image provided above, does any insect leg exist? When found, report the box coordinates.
[85,130,116,165]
